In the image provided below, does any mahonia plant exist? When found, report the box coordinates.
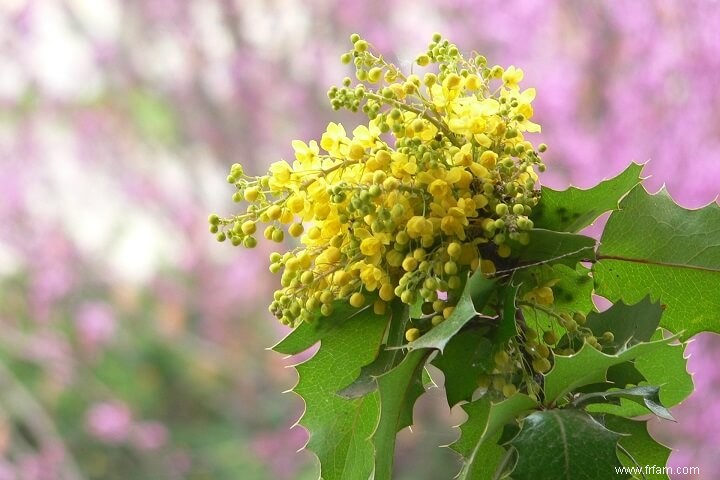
[212,34,720,480]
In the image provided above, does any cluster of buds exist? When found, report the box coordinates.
[210,33,546,328]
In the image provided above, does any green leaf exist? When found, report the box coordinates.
[518,263,594,334]
[544,336,673,405]
[588,332,692,418]
[573,385,674,421]
[584,297,663,353]
[533,162,644,232]
[338,301,409,398]
[494,283,520,347]
[451,398,505,480]
[293,307,388,480]
[513,229,596,267]
[372,349,431,480]
[432,328,493,407]
[407,272,495,352]
[604,416,671,480]
[409,297,424,319]
[633,333,692,409]
[594,185,720,340]
[452,395,538,480]
[273,301,368,355]
[509,409,624,480]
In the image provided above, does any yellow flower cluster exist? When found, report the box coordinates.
[210,34,546,328]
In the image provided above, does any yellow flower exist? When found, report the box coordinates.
[291,140,320,168]
[217,34,547,327]
[320,122,347,156]
[502,66,524,89]
[390,152,418,181]
[428,179,450,199]
[352,123,381,149]
[407,216,433,239]
[360,236,384,257]
[268,160,294,191]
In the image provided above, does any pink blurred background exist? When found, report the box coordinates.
[0,1,718,478]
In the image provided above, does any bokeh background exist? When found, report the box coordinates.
[1,1,719,478]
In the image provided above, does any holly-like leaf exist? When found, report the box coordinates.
[513,229,596,267]
[273,301,368,355]
[452,395,539,480]
[293,307,388,480]
[372,349,431,480]
[451,398,506,480]
[532,162,644,232]
[509,409,624,480]
[544,336,673,405]
[594,185,720,340]
[633,333,692,409]
[432,328,493,407]
[588,331,692,418]
[604,415,671,480]
[407,272,495,352]
[584,297,663,353]
[573,385,674,421]
[338,301,409,398]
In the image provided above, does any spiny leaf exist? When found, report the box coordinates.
[594,185,720,340]
[433,284,518,408]
[532,162,644,232]
[338,301,409,398]
[604,416,671,480]
[588,331,692,418]
[452,395,539,480]
[584,297,663,354]
[509,409,625,480]
[273,301,368,355]
[372,349,431,480]
[544,336,673,405]
[407,271,495,352]
[572,385,674,421]
[293,307,388,480]
[432,328,493,407]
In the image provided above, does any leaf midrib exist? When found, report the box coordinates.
[597,254,720,273]
[549,410,571,480]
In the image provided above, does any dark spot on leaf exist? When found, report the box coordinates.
[556,207,568,215]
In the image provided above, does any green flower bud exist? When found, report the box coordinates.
[416,54,430,66]
[354,40,368,52]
